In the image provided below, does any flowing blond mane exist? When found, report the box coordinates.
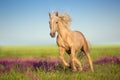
[58,13,72,27]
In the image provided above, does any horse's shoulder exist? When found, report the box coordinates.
[57,35,64,46]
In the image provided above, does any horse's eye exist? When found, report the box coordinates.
[56,22,58,24]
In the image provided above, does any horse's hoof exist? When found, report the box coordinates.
[65,64,70,67]
[72,69,77,72]
[78,67,83,72]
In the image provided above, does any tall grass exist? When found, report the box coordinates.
[0,63,120,80]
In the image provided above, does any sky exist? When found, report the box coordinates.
[0,0,120,45]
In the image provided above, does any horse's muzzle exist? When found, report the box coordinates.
[50,33,55,38]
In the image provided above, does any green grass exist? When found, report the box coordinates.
[91,45,120,60]
[0,70,28,80]
[0,45,120,80]
[0,45,59,58]
[0,45,120,59]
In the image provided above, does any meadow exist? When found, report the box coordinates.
[0,45,120,80]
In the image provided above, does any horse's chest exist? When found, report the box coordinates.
[57,36,70,50]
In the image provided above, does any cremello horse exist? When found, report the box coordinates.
[49,11,94,72]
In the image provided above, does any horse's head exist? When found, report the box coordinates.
[49,11,59,38]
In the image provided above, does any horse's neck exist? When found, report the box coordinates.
[57,22,70,39]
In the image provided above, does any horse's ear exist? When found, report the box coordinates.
[49,13,51,18]
[56,12,58,16]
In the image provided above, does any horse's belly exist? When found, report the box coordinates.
[73,37,84,51]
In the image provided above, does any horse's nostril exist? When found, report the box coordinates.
[50,33,55,38]
[50,33,52,36]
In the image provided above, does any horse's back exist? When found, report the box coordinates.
[73,31,90,52]
[73,31,85,43]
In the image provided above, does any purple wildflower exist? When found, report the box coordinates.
[94,56,120,65]
[0,56,120,73]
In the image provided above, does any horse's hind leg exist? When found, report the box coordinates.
[59,47,69,67]
[85,52,94,72]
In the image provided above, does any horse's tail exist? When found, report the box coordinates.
[80,32,91,53]
[85,39,91,52]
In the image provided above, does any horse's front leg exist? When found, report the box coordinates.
[59,47,69,67]
[70,48,77,72]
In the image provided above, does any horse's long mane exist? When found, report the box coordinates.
[50,12,71,27]
[58,13,72,27]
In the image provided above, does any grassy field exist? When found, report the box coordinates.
[0,45,120,80]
